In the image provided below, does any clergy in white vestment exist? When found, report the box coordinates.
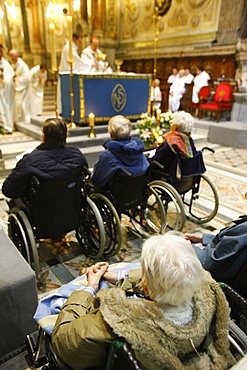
[0,45,15,133]
[9,49,30,123]
[59,33,89,73]
[184,68,194,84]
[169,69,186,112]
[30,65,47,116]
[167,67,178,83]
[151,79,162,110]
[192,66,211,103]
[81,36,105,73]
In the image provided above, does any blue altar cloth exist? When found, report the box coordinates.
[60,73,152,124]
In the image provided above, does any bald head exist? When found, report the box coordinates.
[9,49,19,63]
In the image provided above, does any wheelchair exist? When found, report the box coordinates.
[91,168,167,240]
[149,147,219,225]
[26,268,247,370]
[7,167,119,277]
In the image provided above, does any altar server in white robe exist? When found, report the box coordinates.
[192,66,210,103]
[169,69,186,112]
[9,49,30,123]
[151,79,162,110]
[29,65,47,116]
[0,45,15,133]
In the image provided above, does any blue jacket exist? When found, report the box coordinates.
[91,137,150,189]
[2,143,88,199]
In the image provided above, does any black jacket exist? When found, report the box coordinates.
[2,143,88,199]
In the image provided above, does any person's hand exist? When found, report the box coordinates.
[86,262,109,291]
[184,233,203,243]
[103,270,118,285]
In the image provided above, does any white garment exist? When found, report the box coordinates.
[163,299,193,326]
[169,76,186,112]
[12,57,30,123]
[192,70,210,103]
[0,57,15,131]
[81,45,103,72]
[167,74,178,84]
[29,65,47,116]
[59,41,89,73]
[151,86,162,109]
[184,73,194,84]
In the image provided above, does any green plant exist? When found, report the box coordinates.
[160,111,174,129]
[136,113,157,147]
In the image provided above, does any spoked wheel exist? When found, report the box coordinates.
[181,174,219,224]
[149,180,185,231]
[8,208,40,277]
[131,185,166,236]
[76,197,105,259]
[90,193,122,257]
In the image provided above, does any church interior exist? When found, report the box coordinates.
[0,0,247,369]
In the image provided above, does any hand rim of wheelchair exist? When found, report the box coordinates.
[149,180,186,232]
[8,208,40,277]
[181,174,219,224]
[129,185,166,236]
[89,193,123,257]
[76,196,106,259]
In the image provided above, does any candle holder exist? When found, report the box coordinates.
[50,68,58,119]
[68,60,76,129]
[88,113,96,138]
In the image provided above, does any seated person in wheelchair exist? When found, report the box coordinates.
[2,118,88,201]
[184,219,247,299]
[149,111,206,180]
[51,231,234,370]
[91,114,149,190]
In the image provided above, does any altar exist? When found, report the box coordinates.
[60,73,152,124]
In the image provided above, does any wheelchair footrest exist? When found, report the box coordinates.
[26,331,47,368]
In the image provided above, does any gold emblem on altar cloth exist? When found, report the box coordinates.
[111,84,127,112]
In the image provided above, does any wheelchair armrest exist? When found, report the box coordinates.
[150,160,164,170]
[119,168,132,177]
[30,176,40,189]
[202,146,215,154]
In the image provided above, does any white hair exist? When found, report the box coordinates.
[141,231,204,307]
[108,115,132,140]
[171,111,194,134]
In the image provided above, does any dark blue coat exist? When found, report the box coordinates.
[91,137,150,189]
[2,143,88,199]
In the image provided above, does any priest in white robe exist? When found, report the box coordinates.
[59,33,90,73]
[81,36,105,73]
[0,45,15,133]
[29,65,47,116]
[9,49,30,123]
[169,69,186,112]
[192,66,210,103]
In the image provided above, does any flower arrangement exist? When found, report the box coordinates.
[136,111,174,148]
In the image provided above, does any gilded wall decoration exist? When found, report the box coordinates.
[105,0,115,36]
[155,0,172,17]
[168,8,188,28]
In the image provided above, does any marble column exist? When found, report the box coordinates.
[20,0,31,53]
[92,0,103,36]
[0,0,12,50]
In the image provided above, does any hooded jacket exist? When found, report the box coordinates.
[2,143,88,199]
[91,137,150,189]
[51,270,235,370]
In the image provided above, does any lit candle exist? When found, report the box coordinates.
[49,23,57,71]
[156,108,161,121]
[88,112,95,126]
[67,16,73,63]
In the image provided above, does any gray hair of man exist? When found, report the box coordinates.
[108,115,132,140]
[170,111,194,134]
[141,231,204,307]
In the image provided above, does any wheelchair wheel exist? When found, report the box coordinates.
[149,180,185,231]
[130,185,166,235]
[182,174,219,224]
[8,208,40,277]
[89,193,122,257]
[76,196,105,259]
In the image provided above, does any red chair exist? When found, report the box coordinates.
[189,86,210,115]
[199,82,233,122]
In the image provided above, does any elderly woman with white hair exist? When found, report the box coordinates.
[91,114,149,189]
[52,231,234,369]
[149,110,206,178]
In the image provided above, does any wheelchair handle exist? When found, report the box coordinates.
[119,168,132,177]
[202,146,215,154]
[30,176,40,188]
[150,160,164,170]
